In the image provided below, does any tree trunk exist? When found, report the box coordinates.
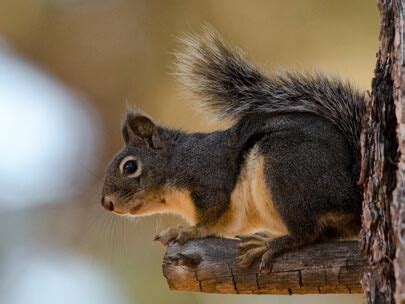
[392,0,405,303]
[359,0,401,303]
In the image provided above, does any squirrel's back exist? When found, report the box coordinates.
[175,29,366,156]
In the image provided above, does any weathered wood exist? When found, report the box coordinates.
[359,0,401,303]
[393,1,405,303]
[162,239,368,295]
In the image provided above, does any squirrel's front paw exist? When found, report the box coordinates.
[154,225,207,246]
[154,225,184,245]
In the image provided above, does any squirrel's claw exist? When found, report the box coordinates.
[259,250,274,274]
[154,225,184,246]
[153,233,170,246]
[235,246,267,268]
[236,233,269,242]
[237,239,268,254]
[153,234,164,243]
[235,233,277,272]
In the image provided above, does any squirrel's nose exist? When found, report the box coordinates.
[101,195,115,211]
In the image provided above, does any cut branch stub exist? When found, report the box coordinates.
[162,238,368,295]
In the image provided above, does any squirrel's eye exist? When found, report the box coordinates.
[123,160,138,174]
[119,156,142,178]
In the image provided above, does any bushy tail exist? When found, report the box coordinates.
[175,29,366,152]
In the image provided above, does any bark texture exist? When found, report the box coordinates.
[359,0,401,303]
[393,1,405,303]
[163,239,368,295]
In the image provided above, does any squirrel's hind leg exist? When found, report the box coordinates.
[235,233,271,268]
[235,233,319,273]
[259,235,315,273]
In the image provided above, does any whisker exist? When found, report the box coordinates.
[109,215,115,255]
[112,216,118,262]
[118,192,134,203]
[121,219,129,261]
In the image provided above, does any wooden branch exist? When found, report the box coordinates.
[162,238,368,295]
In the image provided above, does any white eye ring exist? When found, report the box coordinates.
[119,156,142,178]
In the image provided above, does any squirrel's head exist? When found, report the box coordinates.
[101,111,175,217]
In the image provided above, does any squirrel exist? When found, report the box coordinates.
[101,29,365,273]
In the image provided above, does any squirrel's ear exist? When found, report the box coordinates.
[122,112,161,148]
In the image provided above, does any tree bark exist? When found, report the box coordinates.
[163,239,368,295]
[392,1,405,303]
[359,0,401,303]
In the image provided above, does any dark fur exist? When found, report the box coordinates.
[102,29,365,261]
[175,29,365,156]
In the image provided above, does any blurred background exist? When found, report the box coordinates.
[0,1,378,303]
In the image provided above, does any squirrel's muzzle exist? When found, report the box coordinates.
[101,195,115,211]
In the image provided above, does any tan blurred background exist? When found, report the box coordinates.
[0,1,378,303]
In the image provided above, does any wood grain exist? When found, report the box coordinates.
[162,238,368,294]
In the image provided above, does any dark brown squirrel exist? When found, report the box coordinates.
[101,29,365,273]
